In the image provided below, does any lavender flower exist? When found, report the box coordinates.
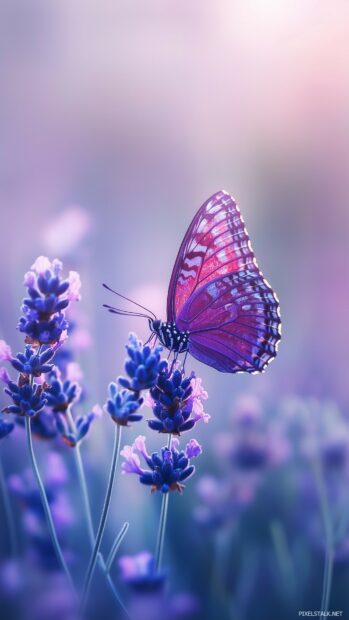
[119,551,166,592]
[55,405,102,447]
[44,370,81,413]
[104,383,143,426]
[2,378,47,417]
[11,345,55,377]
[118,333,166,392]
[147,367,209,434]
[18,256,81,345]
[121,435,202,493]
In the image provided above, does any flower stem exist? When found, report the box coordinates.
[80,423,122,610]
[313,454,334,614]
[155,433,172,572]
[0,451,18,556]
[66,409,130,615]
[106,521,129,571]
[25,416,76,593]
[66,408,95,548]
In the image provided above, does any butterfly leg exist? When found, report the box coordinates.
[145,332,156,347]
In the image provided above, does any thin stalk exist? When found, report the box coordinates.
[25,416,76,593]
[66,408,130,616]
[155,433,172,572]
[80,424,122,610]
[0,452,18,556]
[313,455,334,614]
[106,521,130,571]
[66,408,95,548]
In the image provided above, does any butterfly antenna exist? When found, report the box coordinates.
[103,304,153,321]
[102,283,157,320]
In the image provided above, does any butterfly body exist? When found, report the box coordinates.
[149,319,190,353]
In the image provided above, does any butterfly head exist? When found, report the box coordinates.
[149,319,189,353]
[148,318,161,336]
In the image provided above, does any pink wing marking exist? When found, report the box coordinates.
[167,190,258,322]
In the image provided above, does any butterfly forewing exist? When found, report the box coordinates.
[166,189,281,373]
[167,190,258,322]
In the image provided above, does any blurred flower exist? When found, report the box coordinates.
[121,436,202,493]
[15,409,58,441]
[65,362,83,383]
[0,414,15,439]
[119,551,165,592]
[104,382,143,426]
[195,474,255,529]
[148,367,208,434]
[18,256,80,345]
[43,206,92,255]
[3,379,47,417]
[9,453,73,569]
[11,345,55,376]
[118,333,166,392]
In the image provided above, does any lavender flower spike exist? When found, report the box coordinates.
[121,435,202,493]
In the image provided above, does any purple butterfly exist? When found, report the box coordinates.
[104,190,281,373]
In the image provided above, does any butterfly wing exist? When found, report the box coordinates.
[176,270,281,373]
[167,190,259,322]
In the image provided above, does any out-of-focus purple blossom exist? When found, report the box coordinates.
[119,551,166,592]
[148,367,209,434]
[195,475,256,528]
[43,205,92,256]
[121,435,201,493]
[65,361,83,383]
[0,339,12,361]
[231,394,262,426]
[18,256,80,345]
[0,413,15,439]
[214,397,291,473]
[104,382,143,426]
[118,333,166,392]
[9,454,73,570]
[55,405,102,447]
[15,409,58,440]
[45,370,81,413]
[10,345,55,376]
[3,379,47,417]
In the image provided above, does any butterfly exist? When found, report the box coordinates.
[104,190,281,373]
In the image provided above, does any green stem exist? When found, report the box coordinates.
[80,424,122,610]
[25,416,76,594]
[155,433,172,572]
[0,451,18,556]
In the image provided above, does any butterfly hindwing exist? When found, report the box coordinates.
[176,270,281,373]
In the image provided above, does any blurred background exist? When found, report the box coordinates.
[0,1,349,619]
